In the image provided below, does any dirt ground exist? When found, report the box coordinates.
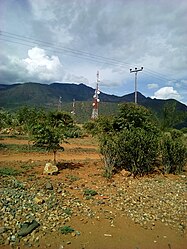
[0,136,186,249]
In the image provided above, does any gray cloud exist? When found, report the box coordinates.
[28,0,187,74]
[0,0,187,103]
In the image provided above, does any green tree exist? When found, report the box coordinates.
[47,111,73,128]
[31,111,75,164]
[15,106,46,134]
[0,109,13,129]
[160,102,186,131]
[113,103,159,132]
[32,123,64,164]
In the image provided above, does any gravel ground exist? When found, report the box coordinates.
[0,173,186,247]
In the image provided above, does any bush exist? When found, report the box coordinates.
[83,120,97,136]
[181,127,187,134]
[161,132,187,174]
[100,128,160,176]
[100,134,119,178]
[64,125,83,138]
[98,103,161,176]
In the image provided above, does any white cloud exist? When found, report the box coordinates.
[152,87,181,101]
[147,83,158,89]
[22,47,64,81]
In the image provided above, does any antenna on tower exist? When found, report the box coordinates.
[71,98,76,115]
[91,71,100,119]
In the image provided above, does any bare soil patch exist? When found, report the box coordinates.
[0,136,186,249]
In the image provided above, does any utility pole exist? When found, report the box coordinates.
[130,67,143,104]
[91,71,100,119]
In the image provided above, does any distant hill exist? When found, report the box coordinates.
[0,82,187,124]
[0,82,147,105]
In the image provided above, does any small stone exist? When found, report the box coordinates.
[34,197,45,205]
[57,188,62,193]
[104,234,112,237]
[66,241,71,245]
[10,235,16,242]
[45,182,53,190]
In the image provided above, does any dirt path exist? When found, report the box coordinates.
[0,152,101,162]
[0,137,101,162]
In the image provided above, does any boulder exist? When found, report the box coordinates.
[43,162,58,175]
[18,220,40,237]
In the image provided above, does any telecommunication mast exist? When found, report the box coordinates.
[91,71,100,119]
[71,98,76,115]
[58,96,62,111]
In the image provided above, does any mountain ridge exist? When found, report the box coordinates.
[0,82,186,123]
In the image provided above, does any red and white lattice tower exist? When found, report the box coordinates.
[91,71,100,119]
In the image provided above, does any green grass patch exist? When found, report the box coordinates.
[63,207,72,216]
[83,189,98,197]
[20,163,36,171]
[0,143,7,149]
[66,174,80,182]
[0,144,46,152]
[66,147,97,153]
[59,226,74,234]
[0,167,22,176]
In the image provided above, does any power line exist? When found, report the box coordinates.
[0,30,131,68]
[0,37,123,68]
[0,30,179,84]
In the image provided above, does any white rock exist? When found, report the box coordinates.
[43,162,58,175]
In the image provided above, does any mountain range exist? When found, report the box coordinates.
[0,82,187,124]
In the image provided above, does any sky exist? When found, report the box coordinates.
[0,0,187,104]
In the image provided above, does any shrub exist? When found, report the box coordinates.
[118,128,160,175]
[100,128,160,176]
[83,120,97,136]
[59,226,74,234]
[100,134,118,178]
[64,125,83,138]
[98,103,160,176]
[161,132,187,174]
